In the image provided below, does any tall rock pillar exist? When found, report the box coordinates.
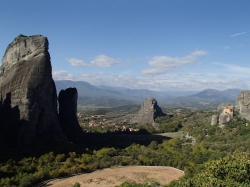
[58,88,83,142]
[0,35,66,146]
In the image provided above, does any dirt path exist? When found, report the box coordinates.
[46,166,184,187]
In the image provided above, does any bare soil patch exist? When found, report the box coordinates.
[46,166,184,187]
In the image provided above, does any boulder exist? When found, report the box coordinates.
[132,97,165,128]
[0,34,66,146]
[58,88,83,142]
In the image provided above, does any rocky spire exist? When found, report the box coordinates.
[0,35,66,146]
[133,97,165,128]
[58,88,84,142]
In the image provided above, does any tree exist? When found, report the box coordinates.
[168,151,250,186]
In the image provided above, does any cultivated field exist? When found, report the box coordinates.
[46,166,184,187]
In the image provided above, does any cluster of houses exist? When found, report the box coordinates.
[77,112,139,133]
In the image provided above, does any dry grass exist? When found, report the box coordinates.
[46,166,184,187]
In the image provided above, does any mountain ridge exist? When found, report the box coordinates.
[54,80,242,109]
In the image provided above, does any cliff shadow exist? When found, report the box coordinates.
[0,93,21,147]
[81,131,171,150]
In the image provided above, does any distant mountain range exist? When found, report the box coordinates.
[190,88,242,101]
[55,80,242,109]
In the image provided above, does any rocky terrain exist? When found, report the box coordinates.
[0,35,82,146]
[211,91,250,126]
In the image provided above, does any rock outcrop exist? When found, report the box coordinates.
[132,97,165,128]
[235,90,250,121]
[0,35,66,146]
[219,112,232,127]
[58,88,83,142]
[217,102,233,113]
[211,115,218,125]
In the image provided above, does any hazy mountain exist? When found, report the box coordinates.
[55,80,171,107]
[55,80,123,98]
[55,80,242,109]
[191,88,241,100]
[55,80,173,100]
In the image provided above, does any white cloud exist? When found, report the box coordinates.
[141,50,207,75]
[76,70,250,91]
[66,58,89,66]
[214,62,250,74]
[189,78,248,90]
[221,46,230,50]
[67,55,119,67]
[230,31,248,37]
[91,55,119,67]
[52,70,76,80]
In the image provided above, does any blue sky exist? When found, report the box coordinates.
[1,0,250,91]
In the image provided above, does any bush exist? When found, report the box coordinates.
[19,174,36,187]
[72,182,81,187]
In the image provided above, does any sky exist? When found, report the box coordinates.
[0,0,250,92]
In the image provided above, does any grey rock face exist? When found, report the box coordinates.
[211,115,218,125]
[133,97,165,128]
[219,113,231,126]
[58,88,83,142]
[0,35,65,146]
[235,90,250,120]
[217,102,233,113]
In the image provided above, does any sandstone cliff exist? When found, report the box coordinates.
[235,90,250,121]
[132,97,165,128]
[0,35,66,146]
[58,88,84,142]
[211,102,234,126]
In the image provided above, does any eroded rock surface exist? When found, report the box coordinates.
[0,35,65,146]
[219,113,232,127]
[217,102,233,113]
[235,90,250,121]
[211,115,218,125]
[58,88,83,142]
[132,97,165,128]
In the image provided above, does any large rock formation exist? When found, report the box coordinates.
[58,88,83,142]
[235,90,250,120]
[217,102,233,113]
[132,97,165,128]
[0,35,66,146]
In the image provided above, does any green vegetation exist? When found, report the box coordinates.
[1,108,250,186]
[73,182,81,187]
[118,181,160,187]
[168,152,250,186]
